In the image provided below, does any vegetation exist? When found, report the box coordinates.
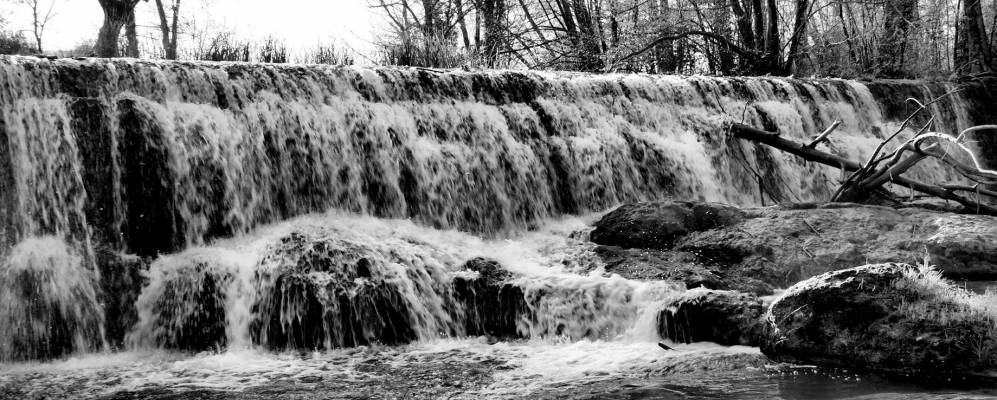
[730,91,997,214]
[0,16,32,55]
[3,0,995,77]
[370,0,997,77]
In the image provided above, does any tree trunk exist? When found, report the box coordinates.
[480,0,506,67]
[878,0,917,77]
[571,0,602,70]
[125,9,139,58]
[713,0,735,74]
[751,0,764,52]
[653,0,678,73]
[96,0,141,58]
[155,0,181,59]
[764,0,780,70]
[730,0,755,71]
[786,0,811,73]
[955,0,992,74]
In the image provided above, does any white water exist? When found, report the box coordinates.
[0,57,992,397]
[0,236,105,361]
[122,211,684,350]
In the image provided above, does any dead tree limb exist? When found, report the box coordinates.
[728,122,997,216]
[805,120,841,149]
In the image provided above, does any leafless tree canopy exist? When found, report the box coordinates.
[0,0,994,77]
[372,0,997,77]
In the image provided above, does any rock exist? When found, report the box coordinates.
[590,201,745,250]
[924,215,997,278]
[452,257,526,338]
[95,247,148,349]
[761,263,997,381]
[130,251,233,351]
[593,246,726,290]
[251,232,420,350]
[659,289,765,346]
[0,237,104,361]
[666,202,997,286]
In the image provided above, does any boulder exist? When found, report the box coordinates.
[451,257,526,338]
[96,247,148,349]
[0,237,104,361]
[593,246,726,290]
[590,245,775,296]
[590,201,745,250]
[251,232,421,350]
[924,215,997,278]
[761,263,997,381]
[591,202,997,288]
[659,289,765,346]
[129,251,233,351]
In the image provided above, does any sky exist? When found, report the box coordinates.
[1,0,380,57]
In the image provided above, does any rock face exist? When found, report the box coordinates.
[924,215,997,278]
[129,252,233,351]
[95,248,148,349]
[591,245,775,295]
[761,263,997,380]
[677,203,997,284]
[251,232,425,350]
[451,257,526,338]
[590,201,745,250]
[659,288,765,346]
[590,202,997,291]
[594,246,726,290]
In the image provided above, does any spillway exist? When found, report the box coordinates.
[0,55,994,398]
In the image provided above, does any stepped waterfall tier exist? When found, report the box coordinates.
[0,56,995,398]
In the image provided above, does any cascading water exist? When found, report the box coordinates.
[1,55,994,398]
[0,57,986,258]
[0,236,105,361]
[123,212,681,352]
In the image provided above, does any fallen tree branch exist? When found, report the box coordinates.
[728,122,997,216]
[805,120,841,149]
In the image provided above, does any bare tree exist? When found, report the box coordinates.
[12,0,59,53]
[154,0,181,59]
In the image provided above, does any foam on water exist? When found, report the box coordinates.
[0,236,105,361]
[123,211,683,352]
[0,57,992,397]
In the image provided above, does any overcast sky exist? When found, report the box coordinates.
[2,0,380,57]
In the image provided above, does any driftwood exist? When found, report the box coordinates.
[728,122,997,216]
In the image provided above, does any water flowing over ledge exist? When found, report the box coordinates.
[0,57,995,392]
[0,56,992,261]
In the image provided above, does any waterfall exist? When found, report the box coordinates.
[0,236,105,361]
[0,55,991,359]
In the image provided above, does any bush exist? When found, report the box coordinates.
[305,42,355,65]
[0,30,31,55]
[380,33,465,68]
[257,36,288,64]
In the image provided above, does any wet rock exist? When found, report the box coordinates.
[69,98,118,246]
[0,237,104,361]
[924,215,997,278]
[590,201,745,250]
[95,247,148,349]
[0,114,17,252]
[130,252,232,351]
[761,263,997,381]
[116,97,183,257]
[251,231,451,350]
[659,289,765,346]
[680,203,997,284]
[452,257,526,338]
[593,246,726,290]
